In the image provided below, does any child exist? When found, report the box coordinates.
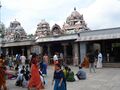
[66,68,75,82]
[63,66,69,79]
[42,62,47,76]
[15,70,23,86]
[15,65,25,86]
[39,69,45,85]
[52,64,66,90]
[22,66,30,87]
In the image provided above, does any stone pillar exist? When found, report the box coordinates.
[6,48,9,56]
[11,47,13,56]
[47,44,51,56]
[27,46,31,57]
[80,42,87,64]
[62,43,67,63]
[40,46,43,55]
[73,43,79,66]
[22,48,25,55]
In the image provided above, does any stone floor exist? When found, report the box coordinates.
[6,66,120,90]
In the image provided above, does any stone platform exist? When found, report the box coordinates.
[6,66,120,90]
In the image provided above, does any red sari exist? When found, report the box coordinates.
[28,64,44,90]
[0,59,6,88]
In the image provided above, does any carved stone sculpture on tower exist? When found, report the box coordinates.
[35,19,50,38]
[51,24,62,36]
[62,7,89,34]
[4,20,27,42]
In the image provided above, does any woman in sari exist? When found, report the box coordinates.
[0,55,7,90]
[81,55,89,68]
[28,53,44,90]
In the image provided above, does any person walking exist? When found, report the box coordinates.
[94,49,99,68]
[52,64,66,90]
[88,51,96,73]
[28,53,44,90]
[20,54,26,65]
[43,53,49,66]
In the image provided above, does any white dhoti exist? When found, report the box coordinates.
[97,53,103,68]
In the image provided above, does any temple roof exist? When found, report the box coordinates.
[15,25,24,31]
[52,24,61,30]
[37,19,49,26]
[35,19,50,37]
[62,7,89,32]
[71,7,81,19]
[4,20,27,42]
[37,19,50,30]
[12,20,21,25]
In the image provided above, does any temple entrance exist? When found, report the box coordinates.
[86,39,120,63]
[108,43,120,63]
[42,45,48,55]
[66,43,73,64]
[7,46,27,56]
[42,42,73,64]
[42,43,63,56]
[50,43,63,56]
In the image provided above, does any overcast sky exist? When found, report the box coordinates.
[1,0,120,34]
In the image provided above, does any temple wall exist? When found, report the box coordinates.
[79,42,87,63]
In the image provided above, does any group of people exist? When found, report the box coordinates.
[6,54,27,70]
[0,49,103,90]
[10,51,88,90]
[52,63,87,90]
[81,49,103,73]
[0,52,49,90]
[15,65,30,87]
[15,53,49,90]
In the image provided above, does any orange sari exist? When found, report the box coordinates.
[28,64,44,90]
[81,56,89,68]
[0,59,6,88]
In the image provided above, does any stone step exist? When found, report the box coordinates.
[103,63,120,68]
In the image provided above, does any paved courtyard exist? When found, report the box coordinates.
[6,66,120,90]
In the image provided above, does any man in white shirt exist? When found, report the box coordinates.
[20,54,26,65]
[28,53,32,64]
[53,52,58,64]
[97,52,103,68]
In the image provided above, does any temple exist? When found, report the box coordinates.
[0,8,120,67]
[63,7,89,33]
[4,20,27,42]
[35,19,50,38]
